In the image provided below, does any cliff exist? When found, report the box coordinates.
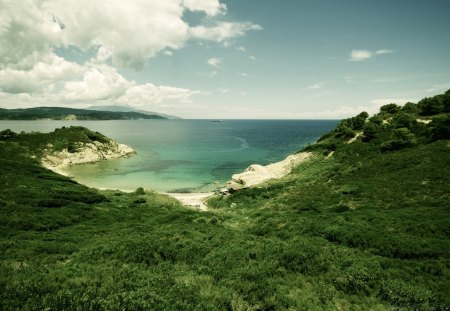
[228,152,311,189]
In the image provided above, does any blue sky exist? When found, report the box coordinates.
[1,0,449,118]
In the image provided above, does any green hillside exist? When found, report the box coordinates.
[0,91,449,310]
[0,106,167,120]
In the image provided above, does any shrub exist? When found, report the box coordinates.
[402,102,419,114]
[430,114,450,140]
[381,128,416,151]
[362,122,378,142]
[418,96,444,116]
[380,103,400,114]
[0,129,17,140]
[134,187,146,195]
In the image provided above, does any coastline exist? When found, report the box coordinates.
[41,144,312,210]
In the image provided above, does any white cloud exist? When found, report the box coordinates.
[426,83,450,93]
[370,98,416,106]
[349,50,373,61]
[249,55,256,61]
[238,72,248,77]
[208,57,222,67]
[116,83,203,108]
[190,22,262,42]
[307,82,326,90]
[182,0,226,16]
[0,53,83,93]
[0,0,260,71]
[349,49,394,62]
[0,1,62,69]
[237,46,246,52]
[375,49,394,55]
[61,65,131,102]
[0,0,261,115]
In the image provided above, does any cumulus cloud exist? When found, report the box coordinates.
[61,65,131,102]
[0,53,83,93]
[182,0,226,16]
[0,0,260,114]
[0,1,62,69]
[208,58,222,67]
[1,0,260,70]
[349,49,394,61]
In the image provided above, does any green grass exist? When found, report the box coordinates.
[0,92,449,310]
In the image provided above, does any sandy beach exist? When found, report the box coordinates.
[165,192,214,211]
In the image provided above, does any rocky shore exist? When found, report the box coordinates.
[227,151,312,189]
[41,140,135,175]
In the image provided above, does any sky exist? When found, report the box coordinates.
[1,0,449,119]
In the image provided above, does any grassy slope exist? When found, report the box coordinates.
[0,93,449,310]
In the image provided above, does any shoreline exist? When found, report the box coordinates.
[42,148,312,211]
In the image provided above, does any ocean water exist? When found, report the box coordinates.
[1,120,338,192]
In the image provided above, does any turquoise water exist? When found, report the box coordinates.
[1,120,338,192]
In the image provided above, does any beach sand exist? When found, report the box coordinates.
[165,192,214,211]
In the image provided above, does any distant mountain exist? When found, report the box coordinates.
[87,105,181,119]
[0,107,167,120]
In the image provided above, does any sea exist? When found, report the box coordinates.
[1,120,338,192]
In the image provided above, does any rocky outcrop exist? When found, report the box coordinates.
[41,140,135,174]
[228,151,311,189]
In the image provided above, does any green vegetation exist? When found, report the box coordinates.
[0,106,166,120]
[0,126,112,157]
[1,91,449,310]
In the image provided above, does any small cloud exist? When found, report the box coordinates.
[237,46,246,52]
[350,50,373,61]
[218,88,229,94]
[307,82,326,90]
[426,83,450,93]
[208,57,222,68]
[375,49,394,55]
[238,72,248,77]
[249,55,256,61]
[350,49,394,61]
[370,98,416,106]
[343,75,354,83]
[163,50,173,56]
[240,91,247,96]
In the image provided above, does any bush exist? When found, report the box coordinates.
[0,129,17,140]
[134,187,146,195]
[402,102,419,114]
[381,128,416,151]
[430,115,450,140]
[418,96,444,116]
[380,103,400,114]
[362,122,378,142]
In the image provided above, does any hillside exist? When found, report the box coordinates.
[0,91,449,310]
[0,107,167,120]
[87,105,181,119]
